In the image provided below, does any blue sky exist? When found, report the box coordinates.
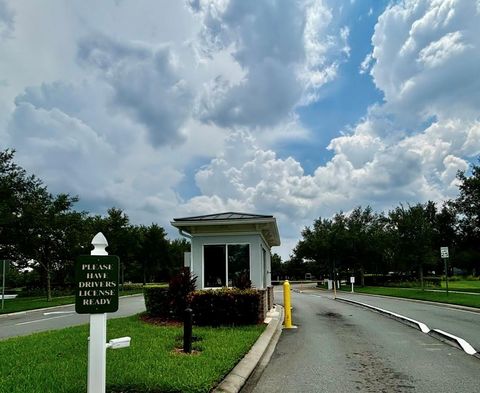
[1,0,480,259]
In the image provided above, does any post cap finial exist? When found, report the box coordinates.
[92,232,108,246]
[91,232,108,255]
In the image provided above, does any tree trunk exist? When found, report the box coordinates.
[360,268,365,287]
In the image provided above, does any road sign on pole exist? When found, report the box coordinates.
[440,247,449,296]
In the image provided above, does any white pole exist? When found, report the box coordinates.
[88,233,108,393]
[351,282,354,293]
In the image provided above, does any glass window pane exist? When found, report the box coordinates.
[228,244,250,287]
[204,245,226,287]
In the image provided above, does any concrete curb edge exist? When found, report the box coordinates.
[213,305,284,393]
[430,329,477,356]
[336,297,430,333]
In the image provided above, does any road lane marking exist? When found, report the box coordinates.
[43,311,75,315]
[15,314,72,326]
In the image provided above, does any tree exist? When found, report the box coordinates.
[0,149,45,261]
[86,208,140,282]
[168,238,191,276]
[454,161,480,274]
[388,202,437,288]
[17,192,83,300]
[293,217,333,277]
[344,206,383,285]
[138,224,170,283]
[1,150,85,299]
[270,253,284,280]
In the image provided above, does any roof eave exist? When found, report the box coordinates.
[171,217,281,247]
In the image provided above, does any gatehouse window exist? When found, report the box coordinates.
[203,244,250,288]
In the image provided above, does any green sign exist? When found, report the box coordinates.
[75,255,119,314]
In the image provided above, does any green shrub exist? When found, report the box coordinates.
[448,275,463,281]
[423,277,441,287]
[120,283,145,291]
[143,286,170,318]
[190,288,262,326]
[168,267,197,318]
[143,269,197,319]
[17,287,75,298]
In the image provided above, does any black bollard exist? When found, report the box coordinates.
[184,307,193,353]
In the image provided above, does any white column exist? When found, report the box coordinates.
[88,232,108,393]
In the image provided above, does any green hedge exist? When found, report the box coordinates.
[190,288,262,326]
[144,286,171,318]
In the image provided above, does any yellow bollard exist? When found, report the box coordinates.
[283,280,293,328]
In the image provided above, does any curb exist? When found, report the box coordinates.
[429,329,477,355]
[336,297,430,333]
[213,305,284,393]
[335,296,479,358]
[0,293,144,319]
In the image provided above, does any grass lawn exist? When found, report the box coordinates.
[0,314,265,393]
[0,288,149,314]
[440,279,480,293]
[341,286,480,308]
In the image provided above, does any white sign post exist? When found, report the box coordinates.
[350,276,355,293]
[78,232,131,393]
[440,246,449,296]
[88,233,109,393]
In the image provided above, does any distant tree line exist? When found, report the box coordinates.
[274,159,480,286]
[0,149,189,300]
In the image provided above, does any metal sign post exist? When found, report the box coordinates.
[440,247,449,296]
[350,276,355,293]
[1,260,5,310]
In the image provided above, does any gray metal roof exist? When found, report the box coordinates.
[173,212,274,221]
[171,211,280,247]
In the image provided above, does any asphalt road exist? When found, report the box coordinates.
[245,289,479,393]
[0,294,145,340]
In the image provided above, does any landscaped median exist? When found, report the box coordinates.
[337,286,480,309]
[0,313,265,393]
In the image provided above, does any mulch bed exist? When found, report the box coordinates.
[139,313,183,327]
